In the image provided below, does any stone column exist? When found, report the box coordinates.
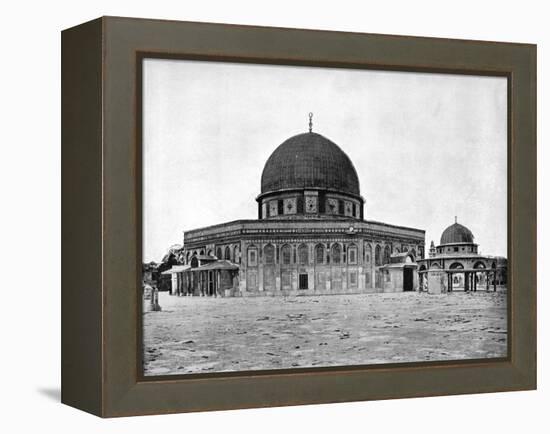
[171,274,177,295]
[258,263,264,292]
[308,267,314,291]
[342,250,348,291]
[370,243,376,290]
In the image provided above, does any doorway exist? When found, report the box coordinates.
[299,274,308,290]
[403,267,414,291]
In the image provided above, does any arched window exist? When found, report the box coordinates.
[315,244,325,264]
[298,244,309,265]
[216,247,222,259]
[281,244,292,265]
[247,246,258,267]
[410,248,416,260]
[383,245,391,264]
[264,244,275,265]
[331,244,341,264]
[348,243,357,264]
[224,246,231,260]
[234,245,240,264]
[375,245,382,266]
[364,244,371,263]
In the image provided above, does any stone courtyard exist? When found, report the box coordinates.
[143,291,507,376]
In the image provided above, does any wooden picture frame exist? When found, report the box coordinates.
[61,16,536,417]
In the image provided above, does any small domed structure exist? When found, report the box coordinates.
[418,218,506,294]
[432,219,478,257]
[440,222,474,245]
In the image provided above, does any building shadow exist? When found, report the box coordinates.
[38,387,61,402]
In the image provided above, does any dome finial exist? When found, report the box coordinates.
[308,112,313,133]
[455,215,457,224]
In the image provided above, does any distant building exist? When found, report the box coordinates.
[417,219,507,293]
[168,117,425,296]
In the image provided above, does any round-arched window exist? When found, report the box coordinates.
[331,244,341,264]
[315,244,324,264]
[298,244,309,265]
[264,244,275,265]
[281,244,292,265]
[375,245,382,266]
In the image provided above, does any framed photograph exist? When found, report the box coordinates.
[62,16,536,417]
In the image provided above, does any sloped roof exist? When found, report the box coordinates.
[194,260,239,271]
[161,265,191,274]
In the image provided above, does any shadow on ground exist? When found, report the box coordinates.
[38,387,60,402]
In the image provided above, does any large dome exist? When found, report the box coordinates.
[440,222,474,245]
[260,132,360,196]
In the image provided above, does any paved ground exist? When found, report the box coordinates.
[143,291,507,376]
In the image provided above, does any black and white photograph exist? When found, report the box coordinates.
[141,58,508,376]
[1,0,543,429]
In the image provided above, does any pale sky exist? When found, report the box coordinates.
[142,59,507,262]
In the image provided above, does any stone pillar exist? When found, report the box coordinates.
[171,274,177,295]
[148,287,162,312]
[342,264,348,291]
[239,269,246,292]
[308,267,314,291]
[291,269,298,291]
[427,270,444,294]
[370,243,376,290]
[258,264,264,292]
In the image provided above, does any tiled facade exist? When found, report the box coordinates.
[181,219,425,295]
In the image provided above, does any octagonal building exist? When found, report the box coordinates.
[172,120,426,296]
